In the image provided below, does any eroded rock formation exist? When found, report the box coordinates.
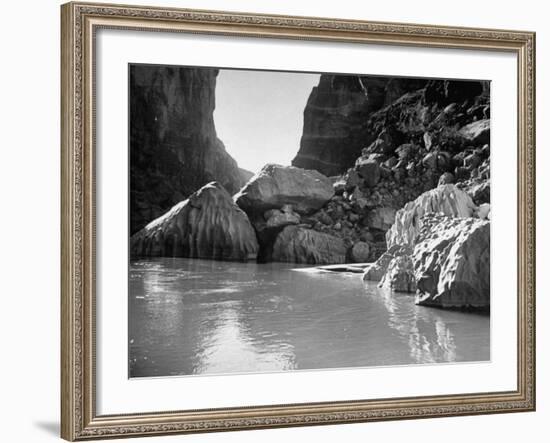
[130,65,248,234]
[130,182,259,261]
[363,245,412,282]
[413,214,490,309]
[363,183,490,308]
[386,184,477,248]
[379,255,417,293]
[234,164,334,215]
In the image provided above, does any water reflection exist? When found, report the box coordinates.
[366,287,458,363]
[129,258,489,377]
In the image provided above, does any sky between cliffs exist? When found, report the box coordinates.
[214,69,321,174]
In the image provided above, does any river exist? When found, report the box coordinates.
[129,258,489,377]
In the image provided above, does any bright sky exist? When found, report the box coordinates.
[214,69,321,174]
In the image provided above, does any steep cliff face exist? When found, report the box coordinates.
[130,65,247,234]
[292,75,427,176]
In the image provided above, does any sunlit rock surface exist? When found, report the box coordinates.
[363,245,412,282]
[130,182,259,261]
[270,226,347,265]
[234,164,334,215]
[458,119,490,146]
[413,214,490,309]
[379,255,417,293]
[386,184,477,248]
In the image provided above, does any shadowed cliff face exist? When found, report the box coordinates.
[292,75,428,176]
[130,65,247,234]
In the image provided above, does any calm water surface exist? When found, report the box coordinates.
[129,258,490,377]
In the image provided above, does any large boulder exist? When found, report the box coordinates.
[130,182,259,261]
[355,158,381,187]
[465,180,490,205]
[234,164,334,215]
[413,214,490,309]
[365,207,397,231]
[458,119,490,146]
[271,226,347,264]
[350,242,370,263]
[379,255,417,293]
[264,206,301,229]
[386,184,477,248]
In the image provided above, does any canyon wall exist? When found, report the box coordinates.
[130,65,248,234]
[292,75,428,176]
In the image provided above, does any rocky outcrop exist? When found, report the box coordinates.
[363,181,490,309]
[365,207,396,231]
[379,255,417,293]
[386,184,477,248]
[424,79,484,106]
[363,244,412,282]
[290,75,489,264]
[234,164,334,215]
[458,119,490,146]
[270,226,347,265]
[130,182,259,261]
[130,65,248,234]
[413,215,490,309]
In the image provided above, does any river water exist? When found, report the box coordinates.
[129,258,490,378]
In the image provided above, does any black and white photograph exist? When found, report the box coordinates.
[128,64,491,378]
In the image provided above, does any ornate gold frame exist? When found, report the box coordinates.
[61,1,536,440]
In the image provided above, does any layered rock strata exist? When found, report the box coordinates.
[293,75,428,176]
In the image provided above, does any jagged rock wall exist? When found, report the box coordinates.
[386,184,477,248]
[291,76,490,262]
[130,65,248,234]
[130,182,259,261]
[413,214,490,309]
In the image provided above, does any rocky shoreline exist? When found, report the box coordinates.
[130,71,490,310]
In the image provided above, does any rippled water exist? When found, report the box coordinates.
[129,258,490,377]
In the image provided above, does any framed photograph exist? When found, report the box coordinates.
[61,1,536,440]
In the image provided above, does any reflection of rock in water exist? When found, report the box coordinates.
[369,286,457,364]
[192,303,298,374]
[129,258,489,377]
